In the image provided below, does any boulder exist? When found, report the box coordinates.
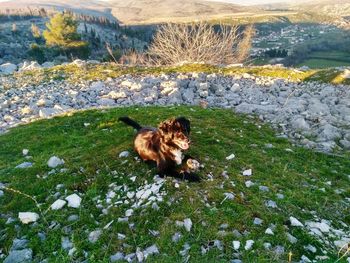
[0,63,17,74]
[4,249,32,263]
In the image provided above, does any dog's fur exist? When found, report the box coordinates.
[119,116,200,181]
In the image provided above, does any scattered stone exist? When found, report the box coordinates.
[15,162,33,169]
[50,199,66,210]
[286,233,297,244]
[47,156,64,168]
[289,216,304,227]
[242,169,252,176]
[143,244,159,258]
[226,154,235,160]
[119,151,129,158]
[125,209,133,217]
[184,218,192,232]
[65,193,82,208]
[22,149,29,156]
[4,249,32,263]
[253,217,263,225]
[304,244,317,253]
[244,240,254,250]
[172,232,182,243]
[232,241,240,250]
[259,186,269,192]
[61,237,73,250]
[265,200,277,208]
[245,180,254,188]
[110,252,124,262]
[18,212,39,224]
[10,239,28,251]
[265,228,274,235]
[88,230,102,243]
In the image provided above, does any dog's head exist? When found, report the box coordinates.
[158,117,191,150]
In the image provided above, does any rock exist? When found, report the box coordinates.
[244,240,254,250]
[22,149,29,156]
[226,154,235,160]
[47,156,64,168]
[97,98,115,106]
[125,209,133,217]
[184,218,192,232]
[245,180,254,188]
[291,117,310,131]
[259,186,269,192]
[108,91,127,99]
[286,233,297,244]
[265,200,277,208]
[50,199,66,210]
[265,228,274,235]
[242,169,252,176]
[253,217,263,225]
[300,255,311,263]
[4,249,32,263]
[0,63,17,74]
[18,212,39,224]
[10,239,28,251]
[232,241,240,250]
[39,108,60,118]
[119,151,129,158]
[290,216,303,227]
[41,62,55,68]
[143,244,159,258]
[67,214,79,222]
[19,61,41,71]
[172,232,182,243]
[305,221,330,233]
[274,245,284,256]
[0,190,4,197]
[88,230,102,243]
[61,236,73,250]
[304,244,317,253]
[110,252,124,262]
[65,193,82,208]
[15,162,33,169]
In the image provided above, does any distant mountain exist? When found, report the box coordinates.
[0,0,256,25]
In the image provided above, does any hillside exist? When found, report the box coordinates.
[0,0,255,25]
[0,106,349,262]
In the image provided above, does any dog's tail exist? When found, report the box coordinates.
[118,116,142,131]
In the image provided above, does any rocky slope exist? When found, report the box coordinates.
[1,61,350,154]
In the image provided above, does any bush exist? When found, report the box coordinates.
[43,13,90,59]
[148,22,255,65]
[27,44,46,64]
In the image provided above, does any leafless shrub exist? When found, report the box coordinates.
[148,22,255,65]
[119,50,150,66]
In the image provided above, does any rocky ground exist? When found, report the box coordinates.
[1,64,350,154]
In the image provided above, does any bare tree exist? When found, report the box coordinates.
[148,22,255,65]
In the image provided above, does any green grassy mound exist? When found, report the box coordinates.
[0,106,349,262]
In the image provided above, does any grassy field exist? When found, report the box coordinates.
[0,106,349,262]
[298,51,350,69]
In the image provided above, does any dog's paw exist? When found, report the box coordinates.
[186,158,200,171]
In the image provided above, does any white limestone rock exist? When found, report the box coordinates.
[18,212,39,224]
[65,193,82,208]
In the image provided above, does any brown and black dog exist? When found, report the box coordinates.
[119,116,200,181]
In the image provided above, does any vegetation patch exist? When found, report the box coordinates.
[0,106,349,262]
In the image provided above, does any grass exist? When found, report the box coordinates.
[0,106,349,262]
[3,62,350,91]
[298,51,350,69]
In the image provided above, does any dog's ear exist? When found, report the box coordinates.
[175,117,190,135]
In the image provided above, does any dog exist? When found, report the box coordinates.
[119,116,200,181]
